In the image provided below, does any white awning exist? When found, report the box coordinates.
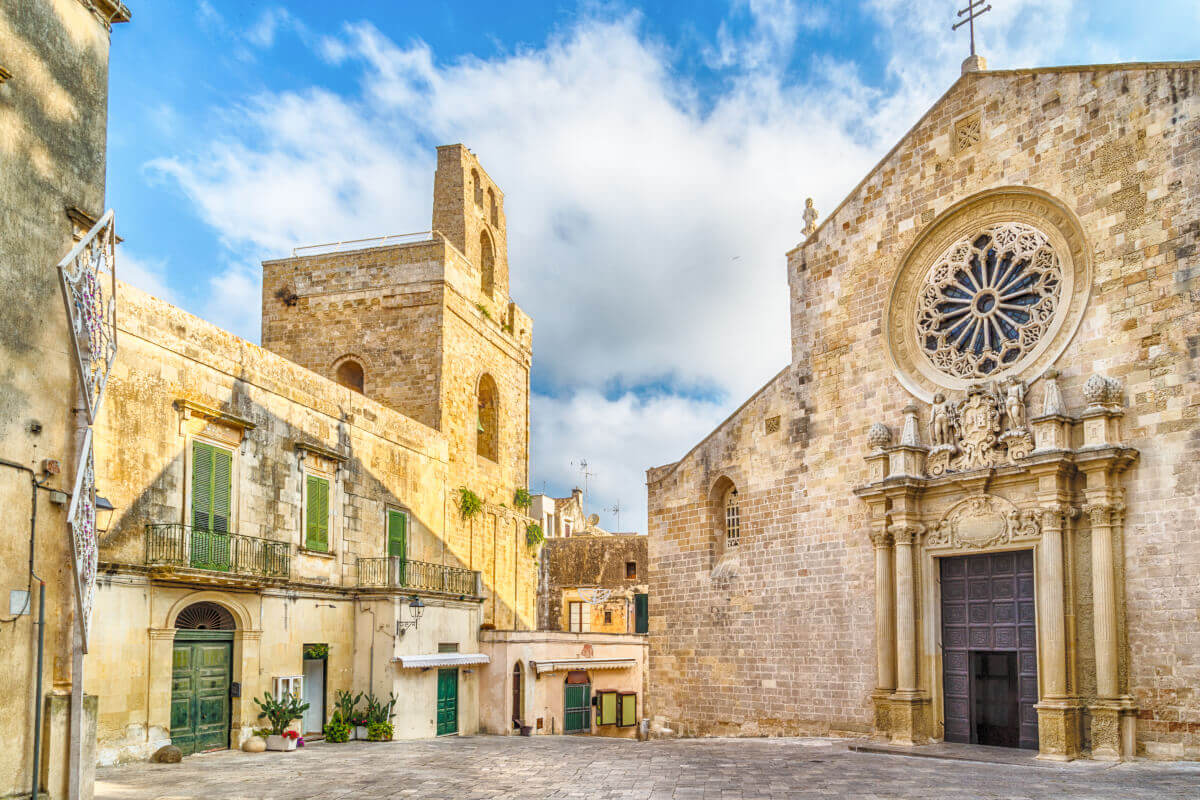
[392,653,490,669]
[532,658,637,675]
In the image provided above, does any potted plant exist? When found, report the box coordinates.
[364,692,398,741]
[253,692,309,752]
[353,714,369,741]
[326,689,361,741]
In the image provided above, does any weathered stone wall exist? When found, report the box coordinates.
[261,241,448,430]
[88,282,537,759]
[538,535,648,632]
[648,63,1200,757]
[0,1,126,796]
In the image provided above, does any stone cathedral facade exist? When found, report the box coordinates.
[647,59,1199,761]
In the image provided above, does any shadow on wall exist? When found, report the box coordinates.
[95,372,528,628]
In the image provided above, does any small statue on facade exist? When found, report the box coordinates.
[1002,378,1027,430]
[997,378,1034,461]
[802,198,819,238]
[929,393,955,447]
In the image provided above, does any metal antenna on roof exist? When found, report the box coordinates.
[606,500,622,531]
[953,0,991,57]
[570,459,595,511]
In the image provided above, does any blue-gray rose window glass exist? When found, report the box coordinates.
[915,223,1062,379]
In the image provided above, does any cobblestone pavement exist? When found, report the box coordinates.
[95,736,1200,800]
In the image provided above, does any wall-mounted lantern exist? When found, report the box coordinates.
[396,595,425,637]
[95,495,115,534]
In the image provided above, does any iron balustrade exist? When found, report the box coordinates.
[145,524,291,578]
[357,556,477,595]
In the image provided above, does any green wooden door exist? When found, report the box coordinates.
[170,637,232,755]
[634,593,649,634]
[436,668,458,736]
[190,441,232,571]
[564,683,591,733]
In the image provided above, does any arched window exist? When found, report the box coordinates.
[472,168,483,207]
[488,188,498,226]
[723,486,741,549]
[336,359,364,393]
[480,229,495,298]
[477,373,499,461]
[175,601,236,630]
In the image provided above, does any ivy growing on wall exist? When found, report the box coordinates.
[525,522,545,548]
[513,488,532,511]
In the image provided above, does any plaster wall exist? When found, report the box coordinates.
[0,1,124,796]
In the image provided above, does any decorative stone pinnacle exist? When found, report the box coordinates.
[867,422,892,451]
[802,197,819,238]
[899,404,922,447]
[962,53,987,74]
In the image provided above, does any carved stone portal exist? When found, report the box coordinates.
[925,494,1040,550]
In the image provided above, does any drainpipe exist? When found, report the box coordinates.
[0,459,48,800]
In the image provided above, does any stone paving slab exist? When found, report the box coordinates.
[95,736,1200,800]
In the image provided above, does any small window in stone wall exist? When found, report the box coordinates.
[625,561,636,580]
[335,359,364,393]
[724,487,741,549]
[954,112,982,154]
[765,415,781,434]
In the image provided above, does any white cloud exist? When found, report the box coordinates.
[532,390,726,532]
[149,3,1127,531]
[246,7,301,49]
[117,248,176,304]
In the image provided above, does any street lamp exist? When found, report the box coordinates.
[95,495,115,534]
[396,596,425,636]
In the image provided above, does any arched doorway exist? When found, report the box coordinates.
[171,601,235,755]
[512,661,524,729]
[563,670,591,734]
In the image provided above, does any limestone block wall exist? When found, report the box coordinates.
[261,241,448,430]
[0,1,126,796]
[87,282,538,758]
[648,64,1200,757]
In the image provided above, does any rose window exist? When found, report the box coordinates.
[915,222,1062,379]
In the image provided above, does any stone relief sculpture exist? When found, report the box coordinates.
[924,494,1041,550]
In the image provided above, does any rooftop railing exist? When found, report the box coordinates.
[145,524,291,579]
[357,556,478,596]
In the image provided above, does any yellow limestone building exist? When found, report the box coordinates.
[87,145,541,762]
[647,58,1200,761]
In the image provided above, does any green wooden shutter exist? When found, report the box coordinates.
[634,593,649,634]
[387,510,407,559]
[619,692,637,727]
[597,691,617,725]
[211,447,231,533]
[191,441,213,531]
[306,475,330,551]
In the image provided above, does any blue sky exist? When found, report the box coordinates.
[106,0,1200,532]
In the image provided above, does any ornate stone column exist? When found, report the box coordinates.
[888,523,929,745]
[1033,503,1080,760]
[870,524,895,738]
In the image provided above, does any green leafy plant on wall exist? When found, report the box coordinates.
[525,522,545,548]
[303,643,328,659]
[513,488,532,511]
[457,486,484,521]
[476,303,492,320]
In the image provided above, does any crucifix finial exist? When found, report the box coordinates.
[952,0,991,72]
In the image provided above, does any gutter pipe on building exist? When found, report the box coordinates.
[0,458,50,800]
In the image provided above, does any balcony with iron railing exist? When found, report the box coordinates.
[357,556,480,596]
[145,523,291,581]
